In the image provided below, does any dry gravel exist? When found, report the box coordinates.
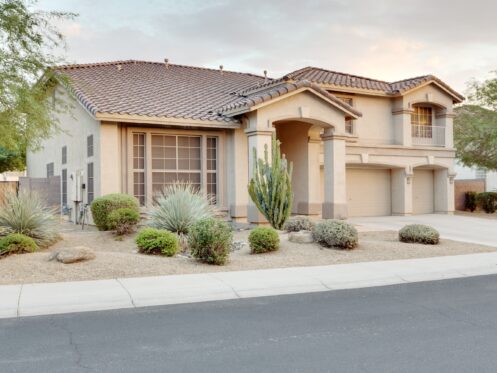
[0,223,495,285]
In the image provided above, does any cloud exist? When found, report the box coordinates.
[39,0,497,91]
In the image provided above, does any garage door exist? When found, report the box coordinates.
[413,169,434,214]
[346,168,391,217]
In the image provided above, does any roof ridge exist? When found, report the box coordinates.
[56,59,267,79]
[287,66,392,85]
[389,74,432,84]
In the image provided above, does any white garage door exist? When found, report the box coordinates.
[413,169,434,214]
[346,168,392,217]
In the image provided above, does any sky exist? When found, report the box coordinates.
[39,0,497,93]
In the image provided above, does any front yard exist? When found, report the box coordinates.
[0,221,495,285]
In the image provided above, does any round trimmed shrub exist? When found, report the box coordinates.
[108,208,141,235]
[0,233,38,257]
[188,218,232,265]
[90,193,140,231]
[135,228,179,256]
[399,224,439,245]
[312,220,358,250]
[283,216,315,232]
[248,227,280,254]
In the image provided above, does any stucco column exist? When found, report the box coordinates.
[303,135,322,215]
[437,113,455,148]
[321,131,347,219]
[392,110,413,147]
[245,128,274,223]
[100,122,122,196]
[391,168,413,215]
[226,128,249,220]
[434,168,455,214]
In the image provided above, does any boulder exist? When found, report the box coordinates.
[49,246,96,264]
[288,230,314,244]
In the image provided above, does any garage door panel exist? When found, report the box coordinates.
[347,168,391,217]
[413,170,434,214]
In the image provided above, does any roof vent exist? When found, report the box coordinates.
[116,64,122,71]
[264,70,268,83]
[219,65,224,75]
[164,58,169,69]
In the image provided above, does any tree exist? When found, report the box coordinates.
[248,134,293,230]
[0,146,25,173]
[0,0,75,157]
[454,72,497,170]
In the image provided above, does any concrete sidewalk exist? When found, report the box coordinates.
[3,251,497,319]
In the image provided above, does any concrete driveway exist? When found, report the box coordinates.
[349,214,497,247]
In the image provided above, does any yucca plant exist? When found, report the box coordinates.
[248,134,293,230]
[0,191,59,247]
[149,182,217,235]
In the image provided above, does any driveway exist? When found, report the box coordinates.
[349,214,497,247]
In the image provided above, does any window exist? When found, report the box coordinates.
[133,133,146,206]
[62,146,67,165]
[338,97,354,134]
[206,137,218,203]
[151,135,201,195]
[411,106,433,138]
[61,169,67,206]
[476,169,487,179]
[46,162,54,177]
[87,135,94,157]
[87,162,94,204]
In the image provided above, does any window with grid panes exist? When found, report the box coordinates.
[61,169,67,206]
[62,146,67,164]
[411,106,433,138]
[206,137,218,203]
[338,97,354,134]
[133,133,146,205]
[87,163,94,203]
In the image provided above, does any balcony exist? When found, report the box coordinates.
[412,125,445,147]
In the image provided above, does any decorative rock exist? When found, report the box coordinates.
[231,240,247,252]
[288,230,314,244]
[49,246,96,264]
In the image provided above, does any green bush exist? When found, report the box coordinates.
[284,216,315,232]
[477,192,497,213]
[0,191,59,247]
[149,182,216,235]
[91,193,140,230]
[108,208,140,235]
[248,227,280,254]
[135,228,179,256]
[0,233,38,257]
[188,218,232,265]
[312,220,358,250]
[398,224,440,245]
[464,191,478,212]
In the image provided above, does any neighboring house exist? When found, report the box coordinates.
[455,163,497,192]
[26,60,464,223]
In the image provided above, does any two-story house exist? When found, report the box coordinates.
[26,60,463,223]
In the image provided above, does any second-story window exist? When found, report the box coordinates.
[87,135,94,157]
[338,97,354,134]
[62,146,67,165]
[411,106,432,127]
[46,162,54,177]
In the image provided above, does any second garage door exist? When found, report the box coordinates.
[346,168,392,217]
[413,169,434,214]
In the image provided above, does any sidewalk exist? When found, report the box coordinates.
[2,252,497,319]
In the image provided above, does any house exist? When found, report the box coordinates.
[455,164,497,192]
[26,60,464,223]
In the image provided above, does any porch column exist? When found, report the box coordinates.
[302,134,322,215]
[434,169,455,214]
[321,130,347,219]
[245,128,274,223]
[391,168,413,215]
[436,113,455,149]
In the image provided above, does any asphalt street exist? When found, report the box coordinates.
[2,275,497,372]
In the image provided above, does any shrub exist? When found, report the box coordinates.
[0,191,59,247]
[399,224,440,245]
[90,193,140,231]
[464,191,478,212]
[248,227,280,254]
[312,220,358,250]
[284,216,314,232]
[477,192,497,213]
[248,134,293,230]
[135,228,179,256]
[108,208,140,235]
[0,233,38,257]
[149,182,216,235]
[188,218,232,265]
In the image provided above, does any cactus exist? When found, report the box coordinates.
[248,134,293,230]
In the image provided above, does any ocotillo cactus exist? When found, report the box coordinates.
[248,134,293,230]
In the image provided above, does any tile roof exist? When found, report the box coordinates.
[218,80,362,118]
[55,60,266,123]
[55,61,463,125]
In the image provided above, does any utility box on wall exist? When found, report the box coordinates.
[70,170,83,202]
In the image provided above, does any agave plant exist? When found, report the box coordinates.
[149,182,217,235]
[0,191,59,247]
